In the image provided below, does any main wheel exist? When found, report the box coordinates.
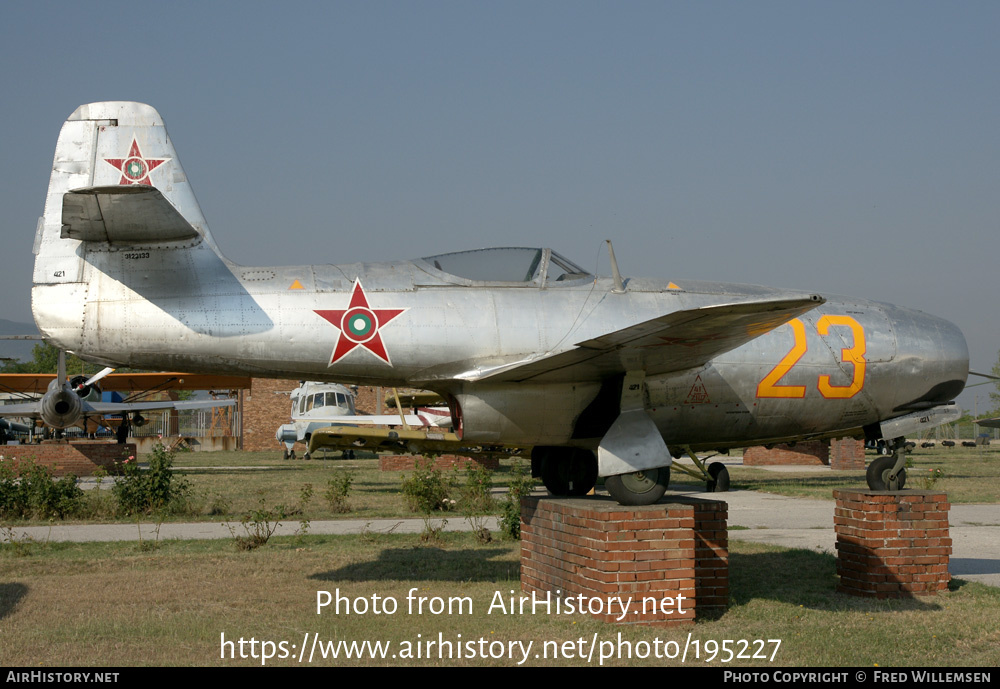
[540,449,598,496]
[604,467,670,506]
[866,455,907,491]
[706,462,730,492]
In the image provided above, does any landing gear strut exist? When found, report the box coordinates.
[866,437,907,491]
[667,448,731,493]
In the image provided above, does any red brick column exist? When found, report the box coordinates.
[520,496,728,626]
[829,438,865,470]
[834,490,951,597]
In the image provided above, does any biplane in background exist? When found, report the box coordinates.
[0,356,246,436]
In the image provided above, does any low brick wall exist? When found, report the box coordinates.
[743,441,829,466]
[380,455,500,472]
[520,496,728,626]
[834,490,951,598]
[2,441,136,477]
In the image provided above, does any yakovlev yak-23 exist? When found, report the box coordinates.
[30,102,969,504]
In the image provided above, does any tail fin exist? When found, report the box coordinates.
[33,102,219,286]
[32,102,223,350]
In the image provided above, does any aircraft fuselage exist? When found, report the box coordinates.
[32,244,968,452]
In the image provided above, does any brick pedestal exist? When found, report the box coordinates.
[2,441,136,477]
[520,496,728,626]
[834,490,951,597]
[380,455,499,471]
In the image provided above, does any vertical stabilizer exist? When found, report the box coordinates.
[32,102,221,348]
[34,102,219,284]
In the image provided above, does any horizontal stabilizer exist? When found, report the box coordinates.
[62,186,201,245]
[462,294,824,383]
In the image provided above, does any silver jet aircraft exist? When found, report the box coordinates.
[30,102,969,504]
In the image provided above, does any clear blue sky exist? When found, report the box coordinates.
[2,1,998,409]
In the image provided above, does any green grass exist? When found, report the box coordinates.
[4,444,998,527]
[1,534,997,666]
[1,451,529,526]
[725,445,1000,503]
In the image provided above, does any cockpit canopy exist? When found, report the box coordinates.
[418,247,591,284]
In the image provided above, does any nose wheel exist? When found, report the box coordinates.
[866,438,908,490]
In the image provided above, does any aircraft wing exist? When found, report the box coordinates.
[0,373,249,395]
[62,186,201,245]
[294,413,439,427]
[307,425,527,460]
[977,417,1000,429]
[84,398,237,414]
[422,294,824,384]
[0,398,235,420]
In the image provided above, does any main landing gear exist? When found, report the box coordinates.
[534,447,598,497]
[532,446,732,505]
[604,467,671,506]
[866,437,907,491]
[667,448,730,493]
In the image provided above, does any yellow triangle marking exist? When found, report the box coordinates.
[289,280,304,290]
[668,282,681,290]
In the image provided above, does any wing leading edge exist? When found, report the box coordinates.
[420,294,824,384]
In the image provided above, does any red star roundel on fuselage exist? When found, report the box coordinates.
[315,280,407,365]
[103,137,169,186]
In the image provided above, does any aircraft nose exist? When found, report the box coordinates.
[886,306,968,412]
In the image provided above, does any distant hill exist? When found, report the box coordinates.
[0,319,40,364]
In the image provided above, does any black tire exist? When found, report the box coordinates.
[540,449,598,496]
[706,462,730,492]
[866,455,907,491]
[605,466,670,506]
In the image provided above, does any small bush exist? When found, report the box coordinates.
[401,460,454,514]
[461,463,495,543]
[325,471,354,513]
[228,491,286,551]
[112,444,190,516]
[0,459,84,520]
[498,461,535,541]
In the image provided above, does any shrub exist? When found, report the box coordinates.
[228,490,287,551]
[112,444,190,516]
[325,471,354,514]
[498,460,535,541]
[401,460,454,514]
[0,459,84,520]
[461,462,495,543]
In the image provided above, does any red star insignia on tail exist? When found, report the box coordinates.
[315,280,406,365]
[104,138,169,185]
